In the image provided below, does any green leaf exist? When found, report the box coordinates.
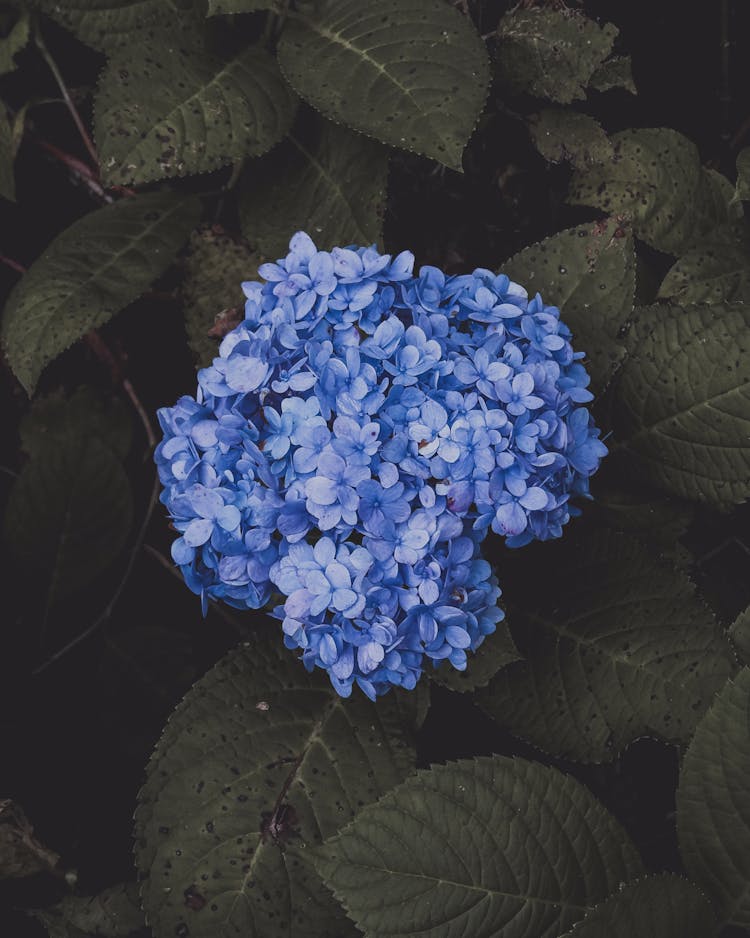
[95,34,296,186]
[430,623,520,693]
[314,755,643,938]
[135,639,417,938]
[529,108,612,169]
[239,115,388,258]
[182,226,260,366]
[734,147,750,203]
[0,10,29,76]
[207,0,274,13]
[496,8,617,104]
[568,129,730,255]
[589,55,636,94]
[4,436,134,605]
[20,387,133,461]
[557,876,717,938]
[730,607,750,663]
[476,529,736,762]
[613,303,750,506]
[36,0,199,51]
[31,883,146,938]
[658,231,750,305]
[677,668,750,928]
[1,191,200,394]
[277,0,490,171]
[502,217,635,392]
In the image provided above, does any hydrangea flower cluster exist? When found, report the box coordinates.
[155,232,607,699]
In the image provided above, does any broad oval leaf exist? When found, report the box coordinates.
[0,10,29,76]
[239,115,388,258]
[135,640,417,938]
[31,882,146,938]
[314,754,643,938]
[557,876,717,938]
[476,529,736,762]
[501,217,635,393]
[495,7,617,104]
[677,668,750,928]
[182,227,261,366]
[613,303,750,506]
[277,0,490,171]
[95,35,296,186]
[4,436,133,605]
[568,129,730,256]
[1,192,199,394]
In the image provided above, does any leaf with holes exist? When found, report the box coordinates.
[430,623,520,693]
[568,129,731,256]
[496,7,617,104]
[658,232,750,305]
[182,227,261,367]
[529,109,612,169]
[1,192,199,394]
[36,0,200,51]
[557,876,717,938]
[277,0,489,171]
[20,387,133,461]
[677,668,750,928]
[3,436,133,606]
[501,217,635,393]
[589,55,636,94]
[613,303,750,506]
[134,640,417,938]
[239,115,388,258]
[730,608,750,663]
[31,882,146,938]
[95,33,296,186]
[476,529,736,763]
[314,755,643,938]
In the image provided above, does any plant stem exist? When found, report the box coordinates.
[0,255,26,274]
[34,27,100,172]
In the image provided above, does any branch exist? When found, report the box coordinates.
[34,27,99,171]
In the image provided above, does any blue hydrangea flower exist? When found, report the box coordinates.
[155,231,608,699]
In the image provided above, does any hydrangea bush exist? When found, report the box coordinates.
[155,232,607,699]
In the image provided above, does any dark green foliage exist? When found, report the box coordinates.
[94,33,297,185]
[1,192,200,392]
[181,226,261,365]
[2,5,750,937]
[239,115,389,257]
[677,668,750,928]
[277,0,490,170]
[502,217,635,392]
[135,639,417,938]
[496,7,617,103]
[614,304,750,506]
[314,755,643,937]
[569,129,733,255]
[477,529,736,762]
[557,876,718,938]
